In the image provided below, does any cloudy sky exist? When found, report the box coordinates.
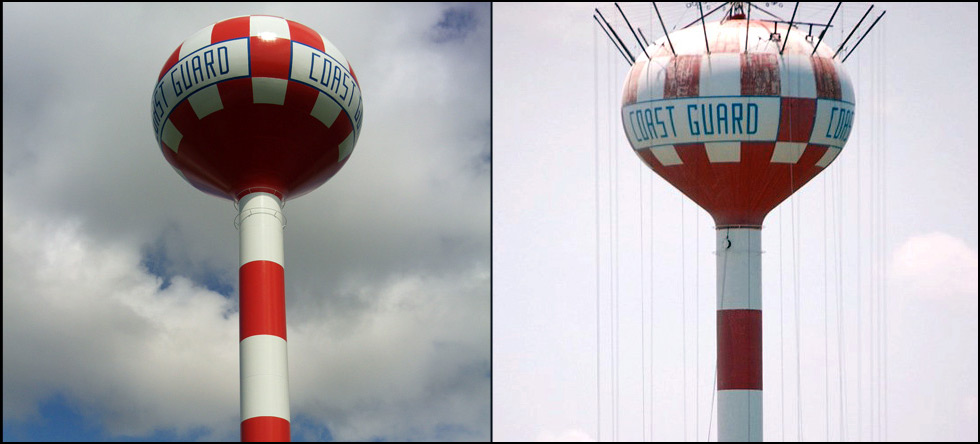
[3,2,488,441]
[494,2,977,442]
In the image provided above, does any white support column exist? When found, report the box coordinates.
[237,192,290,442]
[716,227,763,442]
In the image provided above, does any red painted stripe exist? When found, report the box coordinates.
[242,415,290,442]
[740,53,779,96]
[174,71,350,201]
[777,97,817,142]
[216,76,254,111]
[287,19,325,52]
[164,98,198,139]
[812,57,842,100]
[717,309,762,390]
[284,78,319,115]
[634,137,828,226]
[158,45,182,82]
[663,55,701,98]
[240,260,287,341]
[211,16,250,44]
[636,148,661,168]
[250,35,291,79]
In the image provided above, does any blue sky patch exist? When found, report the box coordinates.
[290,413,335,442]
[140,231,235,298]
[140,237,174,291]
[431,7,478,43]
[1,393,213,442]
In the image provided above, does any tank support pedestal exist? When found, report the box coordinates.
[716,227,763,442]
[238,192,291,442]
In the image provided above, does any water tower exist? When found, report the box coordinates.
[151,15,363,442]
[613,3,862,441]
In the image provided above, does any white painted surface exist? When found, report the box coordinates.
[311,92,343,127]
[778,54,817,98]
[289,42,360,127]
[178,24,215,59]
[635,56,670,102]
[239,192,285,267]
[161,119,182,153]
[338,132,355,162]
[318,32,350,69]
[716,228,761,310]
[153,38,250,141]
[622,96,781,149]
[249,15,290,40]
[718,389,763,441]
[839,64,855,104]
[816,146,842,168]
[188,84,224,119]
[705,141,741,163]
[240,334,291,421]
[771,141,807,163]
[809,99,855,149]
[700,53,742,97]
[650,146,682,166]
[252,77,288,105]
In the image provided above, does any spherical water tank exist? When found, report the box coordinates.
[622,18,853,226]
[152,15,364,202]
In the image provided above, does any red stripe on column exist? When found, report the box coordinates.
[240,260,287,341]
[717,309,762,390]
[242,415,290,442]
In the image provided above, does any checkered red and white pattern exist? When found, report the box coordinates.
[152,15,363,203]
[621,19,854,227]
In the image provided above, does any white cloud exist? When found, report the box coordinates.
[2,205,489,441]
[289,269,490,441]
[891,232,979,303]
[884,232,978,442]
[2,208,239,439]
